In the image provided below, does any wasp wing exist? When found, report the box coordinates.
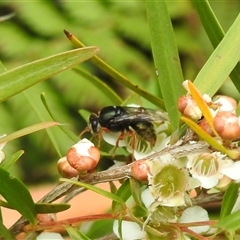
[111,106,169,124]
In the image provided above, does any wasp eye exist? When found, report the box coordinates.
[89,114,100,133]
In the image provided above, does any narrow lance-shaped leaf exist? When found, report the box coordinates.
[145,0,185,130]
[218,209,240,231]
[0,220,15,240]
[192,0,240,92]
[219,182,239,220]
[35,203,70,214]
[0,150,24,170]
[73,67,123,105]
[0,122,59,144]
[0,168,37,224]
[60,178,126,209]
[0,47,99,102]
[24,89,64,157]
[64,29,165,109]
[66,226,91,240]
[0,200,70,214]
[193,13,240,96]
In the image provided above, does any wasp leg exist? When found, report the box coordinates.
[79,126,90,138]
[131,132,136,162]
[110,131,126,158]
[118,130,136,161]
[98,127,111,148]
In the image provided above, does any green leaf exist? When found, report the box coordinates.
[132,205,147,218]
[0,150,24,170]
[146,0,185,130]
[0,168,37,224]
[130,178,144,206]
[0,122,59,144]
[73,67,123,105]
[220,182,239,220]
[64,29,165,109]
[112,179,131,213]
[0,47,99,102]
[85,219,113,239]
[193,13,240,96]
[78,109,91,123]
[35,203,70,214]
[0,200,70,214]
[218,209,240,231]
[60,178,125,209]
[192,0,240,92]
[24,90,63,157]
[40,92,79,143]
[0,220,15,240]
[66,226,91,240]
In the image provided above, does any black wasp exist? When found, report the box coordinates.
[80,106,169,147]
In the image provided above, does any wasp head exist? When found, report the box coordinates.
[88,113,101,134]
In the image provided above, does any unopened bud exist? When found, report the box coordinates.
[37,213,56,223]
[57,157,78,178]
[213,95,237,113]
[66,138,100,172]
[131,160,150,182]
[198,118,214,136]
[213,111,240,141]
[177,96,202,121]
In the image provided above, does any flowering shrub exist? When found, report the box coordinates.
[0,1,239,240]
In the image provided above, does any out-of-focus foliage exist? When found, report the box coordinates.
[0,1,239,183]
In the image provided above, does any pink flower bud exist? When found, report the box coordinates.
[198,118,214,136]
[57,157,79,178]
[131,160,150,182]
[177,96,202,121]
[66,139,100,172]
[213,111,240,141]
[37,213,56,223]
[213,95,237,112]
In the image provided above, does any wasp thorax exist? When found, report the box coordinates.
[98,106,128,132]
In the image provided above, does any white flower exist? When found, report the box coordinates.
[179,206,210,234]
[36,232,64,240]
[113,220,146,240]
[187,152,225,189]
[101,131,126,147]
[187,152,240,189]
[141,188,155,209]
[219,161,240,180]
[213,95,237,113]
[102,125,171,160]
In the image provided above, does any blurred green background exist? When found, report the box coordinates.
[0,1,239,184]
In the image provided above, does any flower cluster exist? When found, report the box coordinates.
[57,81,240,239]
[178,80,239,141]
